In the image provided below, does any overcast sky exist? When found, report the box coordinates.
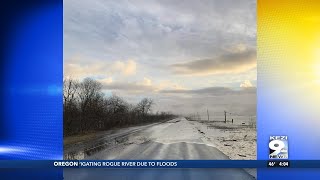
[64,0,256,117]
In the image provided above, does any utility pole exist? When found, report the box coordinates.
[224,111,227,123]
[207,109,209,121]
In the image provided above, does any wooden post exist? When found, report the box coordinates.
[207,109,209,121]
[224,111,227,123]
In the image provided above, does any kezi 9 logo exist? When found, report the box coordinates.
[269,136,288,159]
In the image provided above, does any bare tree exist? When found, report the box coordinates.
[136,98,154,115]
[77,78,102,111]
[77,78,103,132]
[107,95,130,126]
[63,77,176,136]
[63,78,80,135]
[63,78,79,106]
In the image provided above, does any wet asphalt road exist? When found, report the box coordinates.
[64,118,255,180]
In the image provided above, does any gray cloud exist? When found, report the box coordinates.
[64,0,256,62]
[115,87,256,116]
[154,89,256,116]
[103,82,155,92]
[161,86,256,96]
[64,0,256,116]
[171,49,256,75]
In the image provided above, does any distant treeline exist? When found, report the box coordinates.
[63,77,176,136]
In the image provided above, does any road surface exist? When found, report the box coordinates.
[64,117,255,180]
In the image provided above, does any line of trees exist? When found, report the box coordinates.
[64,77,176,136]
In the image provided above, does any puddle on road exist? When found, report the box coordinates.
[64,135,129,160]
[167,120,181,123]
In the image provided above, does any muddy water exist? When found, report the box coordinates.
[64,135,129,160]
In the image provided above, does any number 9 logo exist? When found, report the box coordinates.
[269,140,285,155]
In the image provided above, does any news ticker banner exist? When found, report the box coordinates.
[0,160,320,168]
